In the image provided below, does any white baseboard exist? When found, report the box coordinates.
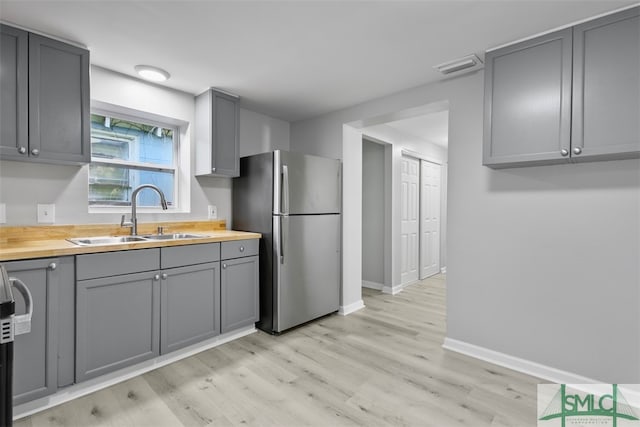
[339,299,365,316]
[362,280,383,290]
[440,266,447,274]
[14,326,257,420]
[442,337,601,385]
[382,280,415,295]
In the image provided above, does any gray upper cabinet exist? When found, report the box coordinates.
[572,7,640,162]
[4,258,60,405]
[0,25,28,161]
[0,25,90,165]
[195,89,240,177]
[483,6,640,168]
[483,28,573,168]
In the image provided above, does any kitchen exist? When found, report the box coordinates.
[1,1,639,426]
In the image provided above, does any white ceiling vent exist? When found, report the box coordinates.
[434,54,483,75]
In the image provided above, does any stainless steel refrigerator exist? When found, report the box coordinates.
[232,150,341,334]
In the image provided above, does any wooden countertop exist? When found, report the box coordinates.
[0,220,261,262]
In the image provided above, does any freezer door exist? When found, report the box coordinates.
[275,151,341,215]
[274,214,340,332]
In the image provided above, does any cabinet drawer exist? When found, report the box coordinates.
[161,243,220,269]
[221,239,258,260]
[76,248,160,280]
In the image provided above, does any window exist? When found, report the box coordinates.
[89,110,179,208]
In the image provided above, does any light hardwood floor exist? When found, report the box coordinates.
[15,275,541,426]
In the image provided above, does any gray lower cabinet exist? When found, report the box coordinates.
[195,88,240,177]
[221,240,259,333]
[4,256,75,405]
[0,24,90,164]
[160,262,220,354]
[572,7,640,162]
[483,6,639,168]
[75,249,161,382]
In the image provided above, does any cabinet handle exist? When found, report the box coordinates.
[161,273,168,280]
[31,148,39,156]
[560,149,569,157]
[48,262,57,271]
[222,263,227,269]
[573,147,582,155]
[154,274,160,281]
[212,167,216,172]
[239,246,244,252]
[18,146,27,155]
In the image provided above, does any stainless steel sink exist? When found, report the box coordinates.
[67,236,149,246]
[141,233,209,240]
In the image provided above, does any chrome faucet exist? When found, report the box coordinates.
[120,184,168,235]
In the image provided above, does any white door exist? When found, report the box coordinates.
[400,156,419,284]
[420,160,441,279]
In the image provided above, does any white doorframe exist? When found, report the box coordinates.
[419,159,441,279]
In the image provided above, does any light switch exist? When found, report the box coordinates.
[37,204,55,224]
[0,203,5,224]
[208,205,218,220]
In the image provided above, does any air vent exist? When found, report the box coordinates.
[434,54,483,75]
[0,317,13,344]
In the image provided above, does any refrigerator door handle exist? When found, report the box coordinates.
[280,216,288,264]
[282,165,290,215]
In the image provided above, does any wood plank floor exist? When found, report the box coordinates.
[15,275,542,426]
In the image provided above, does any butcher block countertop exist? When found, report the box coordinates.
[0,220,260,261]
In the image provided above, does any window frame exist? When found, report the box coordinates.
[88,101,189,214]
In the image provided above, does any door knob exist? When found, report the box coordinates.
[560,149,569,157]
[161,273,168,280]
[573,147,582,155]
[222,264,227,269]
[18,146,27,155]
[153,274,160,281]
[31,148,39,156]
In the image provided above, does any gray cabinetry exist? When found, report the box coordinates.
[483,29,572,168]
[75,249,160,382]
[160,243,221,353]
[483,6,640,168]
[0,24,90,164]
[160,262,220,354]
[0,25,28,160]
[195,89,240,177]
[220,240,259,333]
[572,7,640,162]
[3,257,66,405]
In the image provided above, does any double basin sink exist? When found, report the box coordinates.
[67,233,210,246]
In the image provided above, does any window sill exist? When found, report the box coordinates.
[88,207,190,215]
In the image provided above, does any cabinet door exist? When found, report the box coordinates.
[76,271,160,382]
[221,256,259,333]
[572,7,640,161]
[483,28,573,168]
[4,258,58,405]
[212,90,239,177]
[0,25,28,161]
[29,33,90,164]
[160,262,220,354]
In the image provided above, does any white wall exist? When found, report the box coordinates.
[362,140,385,286]
[0,66,290,226]
[290,71,640,383]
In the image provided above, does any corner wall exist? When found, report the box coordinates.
[290,71,640,383]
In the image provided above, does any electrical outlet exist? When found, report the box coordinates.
[208,205,218,220]
[0,203,5,224]
[37,204,55,224]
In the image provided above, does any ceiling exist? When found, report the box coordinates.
[386,111,449,147]
[0,1,634,122]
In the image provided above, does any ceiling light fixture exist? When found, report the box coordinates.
[134,65,170,82]
[434,54,483,75]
